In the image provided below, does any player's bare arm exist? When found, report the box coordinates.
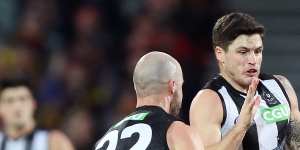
[190,78,259,150]
[167,121,204,150]
[274,75,300,149]
[274,75,300,120]
[190,89,223,147]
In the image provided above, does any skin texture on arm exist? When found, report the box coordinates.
[189,89,224,147]
[167,121,204,150]
[189,78,259,150]
[49,130,75,150]
[274,75,300,121]
[274,75,300,150]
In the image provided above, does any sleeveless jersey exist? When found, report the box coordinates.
[94,106,178,150]
[0,130,48,150]
[204,74,291,150]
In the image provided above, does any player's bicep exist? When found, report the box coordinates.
[189,89,223,146]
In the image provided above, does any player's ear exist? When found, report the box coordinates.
[168,80,176,95]
[215,46,225,63]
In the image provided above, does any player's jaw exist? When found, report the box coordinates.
[169,90,182,117]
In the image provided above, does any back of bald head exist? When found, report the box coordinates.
[133,51,182,98]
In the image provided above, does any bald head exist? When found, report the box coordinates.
[133,51,183,98]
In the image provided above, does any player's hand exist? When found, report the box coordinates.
[236,78,260,131]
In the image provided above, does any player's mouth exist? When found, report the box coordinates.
[246,69,258,76]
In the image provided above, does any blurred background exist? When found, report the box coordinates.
[0,0,299,149]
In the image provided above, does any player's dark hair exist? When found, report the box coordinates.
[212,12,265,51]
[0,78,33,93]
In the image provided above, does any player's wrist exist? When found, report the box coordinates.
[235,118,252,132]
[233,124,248,135]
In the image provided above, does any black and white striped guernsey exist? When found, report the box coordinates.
[204,74,291,150]
[0,130,48,150]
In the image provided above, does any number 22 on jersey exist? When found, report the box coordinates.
[95,123,152,150]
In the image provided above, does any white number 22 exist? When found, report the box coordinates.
[95,123,152,150]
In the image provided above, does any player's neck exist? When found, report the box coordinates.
[5,119,36,139]
[136,95,170,113]
[220,73,248,93]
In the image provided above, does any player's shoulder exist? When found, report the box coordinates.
[166,121,192,144]
[191,88,222,109]
[190,89,223,123]
[260,73,291,87]
[203,75,225,90]
[273,74,289,83]
[48,130,66,138]
[48,130,70,143]
[259,73,291,82]
[110,106,177,134]
[48,130,74,150]
[193,75,224,104]
[190,78,224,123]
[136,106,177,122]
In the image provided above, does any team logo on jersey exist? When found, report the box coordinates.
[261,90,278,105]
[260,104,289,124]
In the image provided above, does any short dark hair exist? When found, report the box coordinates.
[212,12,265,51]
[0,78,32,92]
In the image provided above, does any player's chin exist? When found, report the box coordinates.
[244,73,259,80]
[242,77,254,87]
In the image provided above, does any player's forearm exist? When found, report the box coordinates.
[205,125,247,150]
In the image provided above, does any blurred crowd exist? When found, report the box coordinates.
[0,0,226,149]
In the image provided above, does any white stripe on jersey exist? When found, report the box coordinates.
[254,96,278,149]
[0,130,48,150]
[219,86,239,136]
[32,131,48,150]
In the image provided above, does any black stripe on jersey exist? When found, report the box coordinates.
[242,124,260,150]
[216,92,227,127]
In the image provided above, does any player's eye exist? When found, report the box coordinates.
[239,50,247,54]
[255,48,263,54]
